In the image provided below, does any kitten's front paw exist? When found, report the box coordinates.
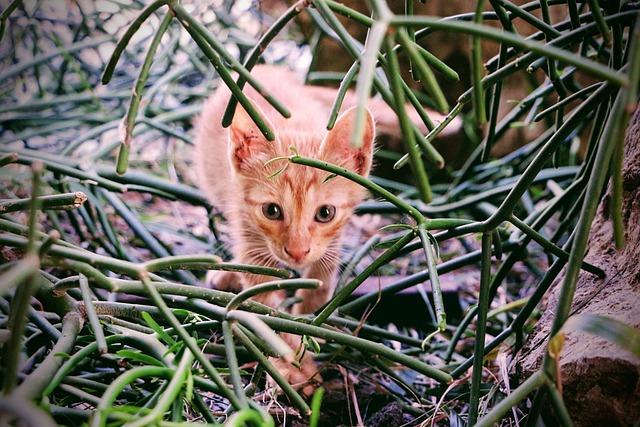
[203,270,245,292]
[268,354,321,397]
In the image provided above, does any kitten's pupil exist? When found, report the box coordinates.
[315,205,336,223]
[262,203,283,220]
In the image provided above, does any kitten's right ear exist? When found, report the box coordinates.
[320,106,375,177]
[228,98,274,173]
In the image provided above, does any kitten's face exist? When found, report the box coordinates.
[227,101,375,270]
[242,162,365,269]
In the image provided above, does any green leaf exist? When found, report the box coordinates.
[548,332,565,359]
[304,335,321,354]
[309,387,325,427]
[378,223,415,232]
[141,311,176,347]
[116,349,165,367]
[53,352,71,359]
[561,314,640,358]
[322,173,338,183]
[268,165,288,179]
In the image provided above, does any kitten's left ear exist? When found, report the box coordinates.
[320,106,375,176]
[228,98,275,173]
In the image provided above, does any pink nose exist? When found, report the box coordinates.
[284,247,310,263]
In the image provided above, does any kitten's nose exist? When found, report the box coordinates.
[284,247,310,263]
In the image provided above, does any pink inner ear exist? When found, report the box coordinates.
[228,99,275,172]
[321,106,375,176]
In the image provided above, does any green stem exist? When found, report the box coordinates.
[170,3,289,130]
[336,234,380,292]
[394,102,463,170]
[383,35,433,203]
[14,312,84,400]
[492,0,561,38]
[327,61,360,130]
[94,167,209,206]
[313,230,416,326]
[468,232,492,425]
[393,14,632,88]
[417,226,446,330]
[138,273,242,409]
[222,321,249,408]
[0,254,39,295]
[91,366,174,427]
[0,192,88,213]
[78,274,107,353]
[102,0,174,83]
[509,215,603,277]
[117,12,173,175]
[475,370,548,427]
[533,83,601,122]
[125,350,195,427]
[481,82,616,230]
[471,0,487,127]
[0,0,21,42]
[1,36,114,84]
[287,154,426,222]
[232,325,310,416]
[0,147,125,192]
[258,313,453,384]
[1,165,43,394]
[222,1,304,127]
[169,4,275,141]
[225,310,294,360]
[226,279,319,311]
[546,382,574,426]
[396,28,449,113]
[44,334,171,397]
[547,91,624,339]
[586,0,612,45]
[0,396,57,427]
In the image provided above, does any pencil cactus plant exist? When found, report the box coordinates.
[0,0,639,425]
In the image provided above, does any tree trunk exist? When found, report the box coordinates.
[515,106,640,427]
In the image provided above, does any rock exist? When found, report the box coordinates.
[514,107,640,426]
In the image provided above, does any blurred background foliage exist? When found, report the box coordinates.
[0,0,638,426]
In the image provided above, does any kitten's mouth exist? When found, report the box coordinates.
[281,257,311,270]
[274,250,315,270]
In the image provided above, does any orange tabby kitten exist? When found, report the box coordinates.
[194,65,375,315]
[193,65,452,390]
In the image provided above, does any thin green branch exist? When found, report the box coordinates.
[125,350,195,427]
[396,28,449,113]
[222,321,249,408]
[102,0,174,84]
[78,274,107,353]
[0,192,87,213]
[226,279,319,311]
[417,226,446,330]
[14,312,84,400]
[117,13,173,175]
[313,230,416,326]
[475,370,549,427]
[383,35,433,203]
[468,232,493,425]
[222,0,304,127]
[232,325,309,416]
[138,273,242,409]
[91,366,174,427]
[0,396,57,427]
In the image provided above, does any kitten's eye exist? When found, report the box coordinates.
[262,203,283,220]
[315,205,336,223]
